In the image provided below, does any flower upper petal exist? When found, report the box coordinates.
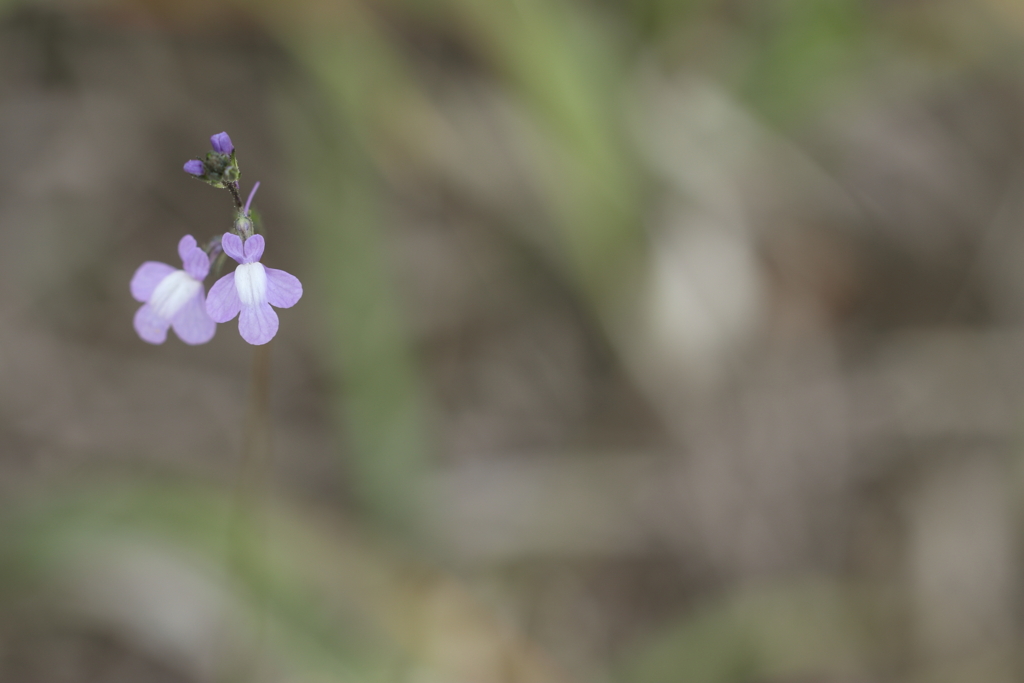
[243,234,265,263]
[222,232,245,264]
[178,235,198,263]
[238,302,279,345]
[130,261,176,302]
[134,304,171,344]
[265,267,302,309]
[182,245,210,281]
[206,272,242,323]
[171,290,216,345]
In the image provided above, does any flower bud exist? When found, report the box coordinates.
[234,214,254,238]
[183,132,240,188]
[210,132,234,155]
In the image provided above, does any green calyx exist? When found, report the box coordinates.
[200,150,240,189]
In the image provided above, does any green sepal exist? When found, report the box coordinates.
[199,150,241,189]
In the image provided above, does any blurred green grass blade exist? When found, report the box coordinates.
[440,0,645,305]
[274,29,431,533]
[740,0,870,127]
[624,0,716,42]
[619,580,871,683]
[265,0,648,532]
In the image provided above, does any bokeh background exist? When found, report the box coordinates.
[2,0,1024,681]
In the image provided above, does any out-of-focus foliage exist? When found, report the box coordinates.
[621,581,870,683]
[0,479,567,682]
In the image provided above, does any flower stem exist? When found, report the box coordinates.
[241,342,272,476]
[227,181,243,210]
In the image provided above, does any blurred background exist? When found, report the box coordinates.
[2,0,1024,681]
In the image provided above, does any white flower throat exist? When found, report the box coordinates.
[150,270,201,319]
[234,262,267,306]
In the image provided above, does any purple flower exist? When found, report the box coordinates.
[210,132,234,155]
[206,233,302,345]
[130,235,216,345]
[183,159,205,176]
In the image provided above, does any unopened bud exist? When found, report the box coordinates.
[210,131,234,155]
[183,159,205,176]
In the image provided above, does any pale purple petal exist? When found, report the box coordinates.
[182,246,210,281]
[264,268,302,309]
[238,302,279,345]
[183,159,205,175]
[221,232,244,264]
[206,272,242,323]
[130,261,175,302]
[243,234,264,263]
[133,304,171,344]
[210,132,234,154]
[177,235,198,262]
[171,291,216,345]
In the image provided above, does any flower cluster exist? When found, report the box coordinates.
[182,131,239,188]
[131,132,302,346]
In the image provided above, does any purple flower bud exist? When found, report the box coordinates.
[183,159,205,176]
[210,131,234,155]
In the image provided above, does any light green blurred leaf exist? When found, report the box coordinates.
[0,478,568,683]
[273,24,433,533]
[620,580,872,683]
[740,0,870,126]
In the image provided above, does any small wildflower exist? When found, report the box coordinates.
[130,235,216,345]
[135,132,299,347]
[206,233,302,345]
